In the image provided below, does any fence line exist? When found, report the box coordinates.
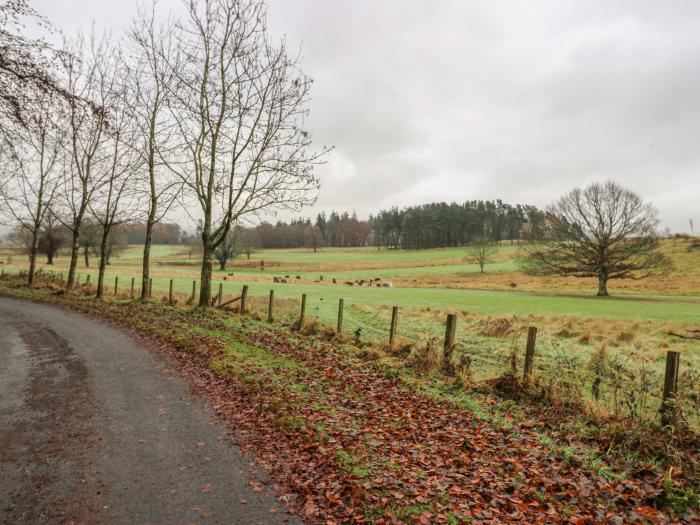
[5,269,695,428]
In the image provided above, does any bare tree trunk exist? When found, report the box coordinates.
[140,103,158,300]
[67,228,80,288]
[83,242,90,268]
[141,209,156,301]
[27,243,37,286]
[199,245,213,307]
[96,229,109,298]
[27,231,39,286]
[597,271,608,296]
[219,259,226,271]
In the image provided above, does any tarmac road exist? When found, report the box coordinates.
[0,297,299,524]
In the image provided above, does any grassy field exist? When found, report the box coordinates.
[3,278,694,520]
[2,239,699,386]
[2,240,700,502]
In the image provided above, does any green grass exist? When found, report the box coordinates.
[213,259,520,280]
[2,271,699,496]
[11,262,700,324]
[115,244,185,259]
[4,243,699,384]
[252,246,471,264]
[14,251,697,388]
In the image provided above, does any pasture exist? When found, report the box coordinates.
[2,238,699,385]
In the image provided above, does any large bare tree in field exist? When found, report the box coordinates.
[58,33,110,289]
[168,0,329,307]
[522,181,670,296]
[0,97,64,285]
[128,3,180,301]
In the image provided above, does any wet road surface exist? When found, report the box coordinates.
[0,297,299,524]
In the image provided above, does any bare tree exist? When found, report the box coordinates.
[0,0,71,129]
[522,181,671,296]
[57,32,110,289]
[88,44,142,298]
[128,2,180,301]
[214,225,241,270]
[467,237,497,273]
[167,0,330,307]
[5,224,32,255]
[79,219,100,268]
[0,96,64,285]
[37,211,68,264]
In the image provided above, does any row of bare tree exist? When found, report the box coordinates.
[0,0,330,306]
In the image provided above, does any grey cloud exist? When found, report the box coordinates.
[33,0,700,231]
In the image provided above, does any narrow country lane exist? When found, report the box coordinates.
[0,297,299,525]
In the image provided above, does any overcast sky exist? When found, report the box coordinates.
[32,0,700,232]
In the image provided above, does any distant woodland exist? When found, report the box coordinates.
[248,200,547,250]
[170,200,547,251]
[8,199,546,255]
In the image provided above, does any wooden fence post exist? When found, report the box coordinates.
[337,298,344,334]
[661,350,681,426]
[218,282,223,307]
[523,326,538,380]
[169,279,174,305]
[130,277,135,299]
[240,285,248,314]
[443,314,457,375]
[267,290,274,322]
[114,276,118,295]
[191,280,197,304]
[148,278,153,298]
[299,293,307,329]
[389,306,399,346]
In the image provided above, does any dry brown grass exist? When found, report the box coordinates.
[393,271,700,297]
[393,238,700,296]
[406,338,442,373]
[479,317,516,337]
